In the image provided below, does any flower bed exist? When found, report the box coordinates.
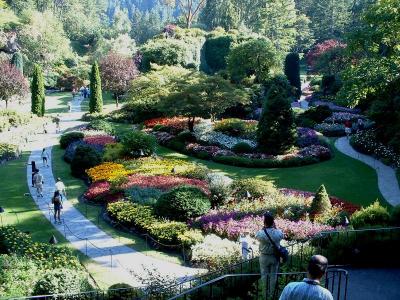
[213,118,258,139]
[297,127,321,147]
[144,117,193,133]
[86,162,129,182]
[83,135,116,146]
[350,130,400,168]
[324,112,365,123]
[314,123,346,137]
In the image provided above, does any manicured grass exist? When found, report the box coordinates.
[156,140,385,207]
[51,145,184,265]
[45,92,72,114]
[80,91,122,113]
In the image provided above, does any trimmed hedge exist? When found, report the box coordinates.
[212,155,319,168]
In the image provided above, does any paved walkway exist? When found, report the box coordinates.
[335,137,400,206]
[26,96,203,287]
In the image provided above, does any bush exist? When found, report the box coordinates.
[103,143,125,161]
[284,53,301,98]
[148,221,188,244]
[350,201,390,229]
[390,206,400,226]
[0,143,19,161]
[125,186,163,206]
[108,283,141,300]
[207,173,233,207]
[212,155,319,168]
[60,132,84,149]
[121,131,156,158]
[64,140,86,163]
[231,178,277,199]
[87,119,115,135]
[232,142,253,154]
[177,229,204,248]
[81,112,106,122]
[70,145,102,177]
[214,118,246,137]
[33,269,91,295]
[310,185,332,219]
[296,105,332,127]
[155,186,211,221]
[166,138,186,152]
[176,130,196,142]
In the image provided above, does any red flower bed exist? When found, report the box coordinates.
[83,135,116,146]
[144,117,200,132]
[280,188,360,214]
[84,181,112,201]
[122,175,210,194]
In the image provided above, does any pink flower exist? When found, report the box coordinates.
[83,135,116,146]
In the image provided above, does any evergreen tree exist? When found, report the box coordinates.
[310,184,332,217]
[89,62,103,113]
[284,53,301,98]
[257,84,296,154]
[11,52,23,74]
[31,64,45,117]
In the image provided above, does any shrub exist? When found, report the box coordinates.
[125,186,163,206]
[190,234,241,271]
[207,173,233,207]
[108,283,141,300]
[33,269,91,295]
[350,201,390,229]
[87,120,114,135]
[103,143,125,161]
[155,186,211,221]
[0,143,19,161]
[176,130,196,142]
[60,132,84,149]
[231,178,277,199]
[71,145,102,177]
[166,138,186,152]
[177,229,204,248]
[232,142,253,154]
[391,206,400,226]
[81,112,106,122]
[310,185,332,218]
[212,155,319,168]
[296,105,332,127]
[121,131,156,158]
[284,53,301,98]
[214,118,246,137]
[148,221,188,244]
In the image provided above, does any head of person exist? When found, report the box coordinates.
[42,148,45,152]
[307,255,329,280]
[263,212,274,228]
[57,177,61,182]
[54,190,60,197]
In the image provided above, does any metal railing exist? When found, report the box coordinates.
[168,268,348,300]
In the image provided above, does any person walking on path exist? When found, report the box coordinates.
[279,255,333,300]
[55,177,66,200]
[344,120,352,139]
[256,212,284,297]
[28,161,39,187]
[54,114,61,133]
[33,169,44,198]
[41,148,50,167]
[51,190,63,224]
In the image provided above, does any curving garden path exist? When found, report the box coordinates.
[335,137,400,206]
[26,95,203,287]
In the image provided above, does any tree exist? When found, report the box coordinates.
[227,38,280,83]
[100,53,139,107]
[31,64,45,116]
[10,51,23,74]
[310,184,332,218]
[284,53,301,98]
[93,34,136,60]
[159,72,249,131]
[257,84,296,154]
[0,61,28,108]
[306,39,347,69]
[89,62,103,113]
[177,0,206,28]
[199,0,240,30]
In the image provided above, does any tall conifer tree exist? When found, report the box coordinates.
[89,62,103,113]
[31,64,45,117]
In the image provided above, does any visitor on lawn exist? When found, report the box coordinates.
[55,177,67,200]
[33,170,44,198]
[279,255,333,300]
[255,212,284,297]
[52,190,63,224]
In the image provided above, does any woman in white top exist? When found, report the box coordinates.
[255,212,284,298]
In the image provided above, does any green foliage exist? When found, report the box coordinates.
[125,186,163,206]
[199,0,240,31]
[87,119,114,135]
[351,201,390,229]
[231,178,277,199]
[390,206,400,226]
[107,283,140,300]
[227,38,280,83]
[89,62,103,114]
[70,145,102,177]
[284,53,301,98]
[121,131,156,158]
[214,118,257,139]
[0,142,19,161]
[148,221,188,245]
[59,131,84,149]
[11,52,23,74]
[257,84,297,155]
[103,143,125,162]
[296,105,332,127]
[177,229,204,248]
[33,269,91,296]
[310,185,332,217]
[232,142,253,154]
[203,34,234,72]
[155,186,211,221]
[31,64,45,117]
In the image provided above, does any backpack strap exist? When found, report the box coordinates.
[263,228,280,252]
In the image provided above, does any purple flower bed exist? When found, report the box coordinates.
[297,127,320,147]
[195,211,337,241]
[298,145,331,160]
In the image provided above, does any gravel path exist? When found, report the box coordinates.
[335,137,400,206]
[26,96,203,287]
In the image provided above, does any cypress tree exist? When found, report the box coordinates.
[257,84,297,155]
[89,62,103,113]
[31,64,45,117]
[11,52,23,74]
[284,53,301,98]
[310,184,332,218]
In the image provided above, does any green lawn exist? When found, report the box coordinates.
[156,140,385,207]
[45,92,72,114]
[51,145,184,265]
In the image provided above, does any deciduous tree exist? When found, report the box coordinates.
[0,61,28,108]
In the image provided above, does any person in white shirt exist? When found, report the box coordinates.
[41,148,49,167]
[255,212,284,297]
[279,255,334,300]
[55,177,66,200]
[33,170,44,198]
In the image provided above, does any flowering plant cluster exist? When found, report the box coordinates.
[84,181,112,201]
[351,130,400,168]
[63,140,104,163]
[298,145,331,160]
[324,112,364,123]
[144,117,191,132]
[194,120,257,149]
[213,118,258,139]
[315,123,346,136]
[152,131,175,145]
[83,135,116,146]
[297,127,321,147]
[86,162,129,182]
